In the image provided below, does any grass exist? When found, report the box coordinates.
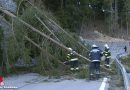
[120,55,130,73]
[116,77,124,87]
[121,55,130,67]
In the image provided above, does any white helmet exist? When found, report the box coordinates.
[104,44,109,49]
[68,48,72,51]
[92,44,98,48]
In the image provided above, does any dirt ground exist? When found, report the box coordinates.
[81,30,127,42]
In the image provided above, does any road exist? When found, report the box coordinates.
[3,73,109,90]
[84,39,130,59]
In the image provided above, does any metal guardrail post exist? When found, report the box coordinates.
[115,53,130,90]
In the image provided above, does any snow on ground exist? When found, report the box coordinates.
[4,73,105,90]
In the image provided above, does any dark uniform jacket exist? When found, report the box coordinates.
[89,48,103,62]
[67,53,78,61]
[103,49,111,59]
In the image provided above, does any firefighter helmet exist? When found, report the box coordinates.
[68,48,72,51]
[92,44,98,48]
[104,44,109,49]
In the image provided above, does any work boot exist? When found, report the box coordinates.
[106,64,110,68]
[70,68,74,71]
[75,67,79,70]
[96,74,100,80]
[95,71,100,79]
[104,64,107,67]
[89,73,94,80]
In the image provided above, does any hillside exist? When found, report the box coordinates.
[81,30,127,42]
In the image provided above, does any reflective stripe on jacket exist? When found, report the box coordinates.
[91,60,100,62]
[70,58,78,61]
[67,53,78,61]
[103,50,111,58]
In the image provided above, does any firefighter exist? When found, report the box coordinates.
[66,48,79,71]
[103,44,111,68]
[89,44,103,80]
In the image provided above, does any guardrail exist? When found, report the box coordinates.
[115,53,130,90]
